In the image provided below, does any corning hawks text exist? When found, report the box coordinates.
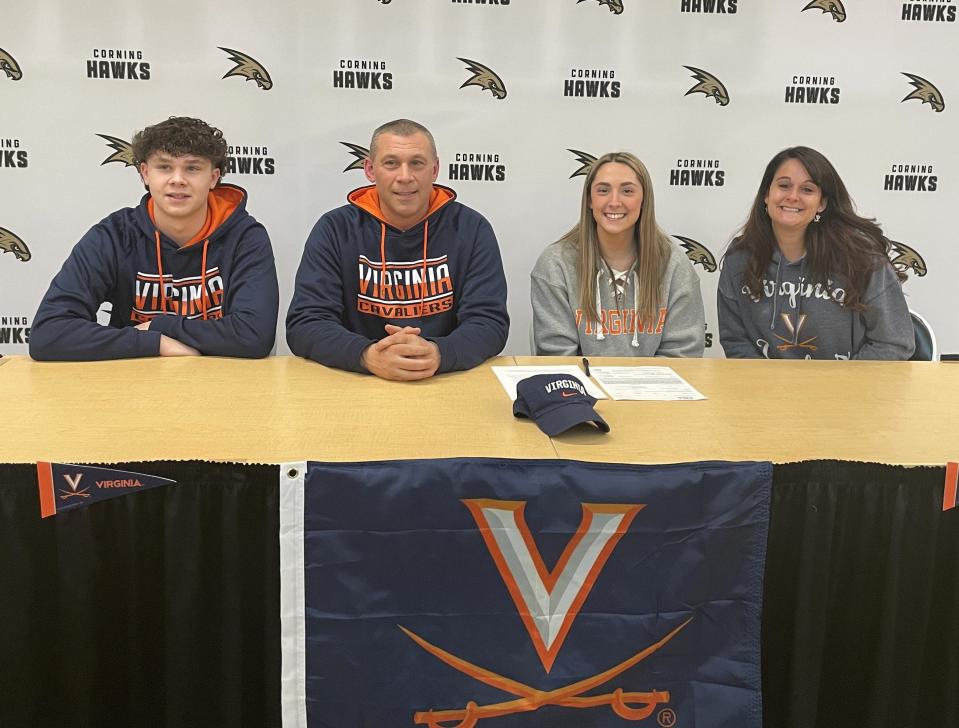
[785,75,840,104]
[0,315,30,344]
[670,159,725,187]
[565,69,620,98]
[357,255,453,319]
[226,145,275,175]
[448,153,505,182]
[884,163,937,192]
[131,269,225,323]
[333,59,392,90]
[86,48,150,80]
[902,1,956,22]
[680,0,737,12]
[0,138,27,168]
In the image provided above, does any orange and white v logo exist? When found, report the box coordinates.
[63,473,83,491]
[462,498,644,672]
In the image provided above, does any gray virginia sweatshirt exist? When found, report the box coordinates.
[530,238,705,357]
[717,248,914,360]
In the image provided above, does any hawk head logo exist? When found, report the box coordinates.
[901,73,944,113]
[340,142,370,172]
[684,66,729,106]
[802,0,846,22]
[0,47,22,80]
[0,227,31,262]
[96,134,136,167]
[888,241,927,277]
[218,47,273,90]
[674,236,717,273]
[567,149,597,178]
[457,57,507,100]
[576,0,625,13]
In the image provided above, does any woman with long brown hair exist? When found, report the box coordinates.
[530,152,704,356]
[718,146,913,360]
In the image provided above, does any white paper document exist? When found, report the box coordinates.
[492,365,607,401]
[588,366,706,401]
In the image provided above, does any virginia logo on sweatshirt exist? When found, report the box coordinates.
[683,66,729,106]
[225,143,275,175]
[333,58,392,90]
[785,74,841,104]
[357,255,454,319]
[457,57,507,99]
[669,158,725,187]
[567,149,597,178]
[0,138,27,168]
[86,48,150,80]
[884,161,937,192]
[902,1,956,22]
[0,227,31,262]
[219,47,273,90]
[130,268,225,322]
[0,47,22,80]
[801,0,846,22]
[901,72,945,112]
[887,241,928,277]
[96,134,135,167]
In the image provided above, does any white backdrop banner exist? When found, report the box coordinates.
[1,0,954,357]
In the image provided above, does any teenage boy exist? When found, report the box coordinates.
[286,118,509,380]
[30,116,279,360]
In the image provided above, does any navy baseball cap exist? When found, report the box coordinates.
[513,374,610,436]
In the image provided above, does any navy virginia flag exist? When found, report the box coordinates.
[279,458,771,728]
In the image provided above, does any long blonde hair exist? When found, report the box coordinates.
[558,152,670,325]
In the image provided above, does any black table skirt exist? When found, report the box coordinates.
[1,461,955,728]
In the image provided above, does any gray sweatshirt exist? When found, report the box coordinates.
[530,239,705,357]
[717,248,915,360]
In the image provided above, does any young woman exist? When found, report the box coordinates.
[718,146,914,360]
[530,152,705,356]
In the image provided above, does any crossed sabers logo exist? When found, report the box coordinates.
[341,142,370,172]
[0,47,22,80]
[219,47,273,90]
[96,134,135,167]
[577,0,625,13]
[567,149,597,178]
[674,235,717,273]
[59,473,90,501]
[901,72,944,113]
[0,227,31,262]
[888,240,928,277]
[400,499,691,725]
[684,66,729,106]
[802,0,846,22]
[458,57,507,100]
[776,313,817,352]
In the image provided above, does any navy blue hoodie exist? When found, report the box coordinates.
[286,184,509,373]
[30,184,279,360]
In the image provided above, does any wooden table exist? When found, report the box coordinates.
[2,355,955,465]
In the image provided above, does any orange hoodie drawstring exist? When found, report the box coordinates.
[199,238,210,320]
[154,231,168,314]
[420,220,429,316]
